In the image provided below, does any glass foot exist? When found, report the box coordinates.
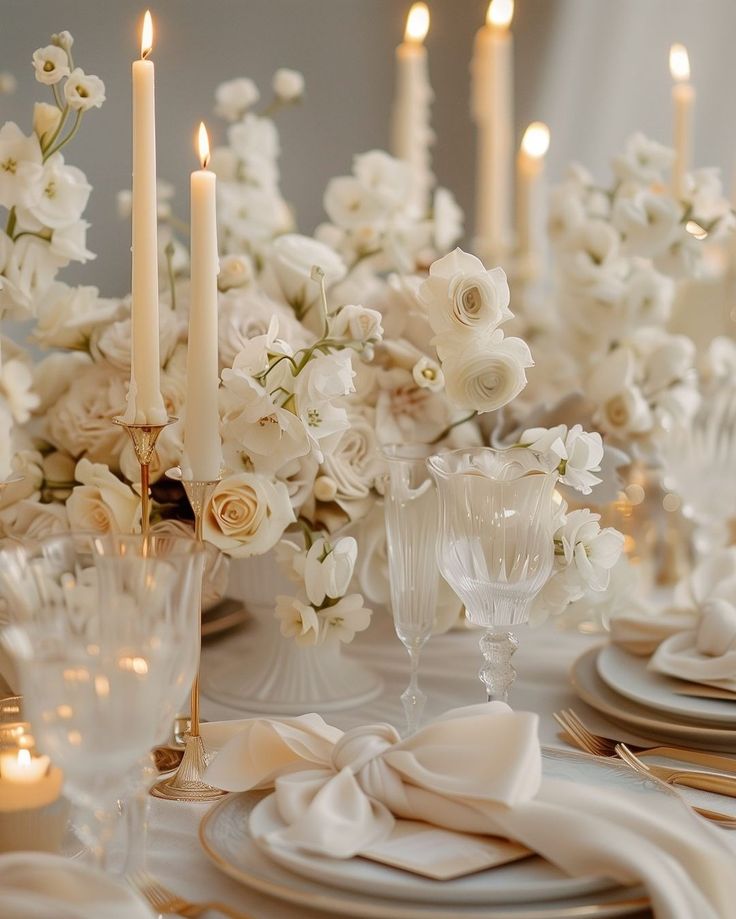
[479,630,519,703]
[150,734,226,802]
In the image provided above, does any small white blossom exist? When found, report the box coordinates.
[32,45,70,85]
[303,536,357,606]
[63,69,106,111]
[0,123,43,209]
[272,68,304,102]
[412,355,444,391]
[320,593,372,644]
[215,78,260,122]
[274,595,320,646]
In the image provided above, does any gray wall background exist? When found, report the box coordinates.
[2,0,736,298]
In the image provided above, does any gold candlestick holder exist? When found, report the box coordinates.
[113,416,177,536]
[151,470,226,802]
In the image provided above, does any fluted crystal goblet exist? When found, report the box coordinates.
[427,448,556,703]
[383,444,440,735]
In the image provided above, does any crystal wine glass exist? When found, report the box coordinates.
[383,444,440,735]
[427,447,556,703]
[0,533,203,868]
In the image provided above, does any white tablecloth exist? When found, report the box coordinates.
[145,614,654,918]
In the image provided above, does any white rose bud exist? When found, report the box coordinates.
[313,475,338,502]
[33,102,62,144]
[330,304,384,344]
[51,31,74,52]
[273,68,305,102]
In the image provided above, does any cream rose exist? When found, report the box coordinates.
[203,472,294,558]
[67,458,140,533]
[320,410,382,521]
[441,335,533,414]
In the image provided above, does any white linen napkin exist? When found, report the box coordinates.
[204,702,736,919]
[649,600,736,690]
[0,852,154,919]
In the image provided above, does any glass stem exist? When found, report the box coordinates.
[401,643,426,736]
[122,754,156,876]
[479,630,519,703]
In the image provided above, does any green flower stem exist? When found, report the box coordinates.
[42,104,69,156]
[164,242,177,311]
[52,82,64,110]
[5,207,16,238]
[44,109,82,161]
[430,412,478,444]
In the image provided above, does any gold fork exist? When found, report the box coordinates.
[553,709,736,772]
[129,871,250,919]
[615,744,736,828]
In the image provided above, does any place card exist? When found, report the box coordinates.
[361,819,531,881]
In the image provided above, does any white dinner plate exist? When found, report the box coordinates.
[597,644,736,726]
[571,647,736,751]
[199,750,649,919]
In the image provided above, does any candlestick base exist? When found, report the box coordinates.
[112,416,177,536]
[149,733,226,802]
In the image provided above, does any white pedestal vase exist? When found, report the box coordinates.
[199,554,384,715]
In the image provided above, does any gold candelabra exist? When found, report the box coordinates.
[151,470,226,802]
[113,416,177,535]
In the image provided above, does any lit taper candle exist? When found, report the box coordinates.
[670,43,694,198]
[516,121,550,270]
[124,9,166,424]
[183,123,222,481]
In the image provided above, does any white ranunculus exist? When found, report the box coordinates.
[330,304,384,344]
[274,595,321,646]
[32,45,70,85]
[214,77,260,121]
[0,122,43,209]
[63,69,106,111]
[203,472,295,558]
[19,154,91,230]
[273,68,304,101]
[612,192,680,258]
[412,355,444,391]
[32,103,62,145]
[320,593,372,645]
[67,458,140,533]
[34,282,120,349]
[433,187,464,253]
[612,133,674,185]
[269,233,347,312]
[320,409,382,521]
[46,362,129,468]
[218,253,254,291]
[0,499,69,545]
[0,359,38,424]
[441,334,533,414]
[561,425,604,495]
[419,248,512,336]
[303,536,357,606]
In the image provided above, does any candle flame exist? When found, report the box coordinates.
[669,43,690,82]
[198,122,210,169]
[16,748,31,768]
[521,121,550,158]
[405,2,430,43]
[487,0,514,29]
[141,10,154,59]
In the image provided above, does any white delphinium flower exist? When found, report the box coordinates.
[214,77,260,121]
[558,509,625,592]
[49,219,94,265]
[32,45,70,85]
[682,168,735,235]
[227,114,279,167]
[621,260,674,330]
[63,69,106,111]
[412,355,444,391]
[272,68,304,102]
[419,248,512,336]
[274,595,321,646]
[0,123,43,209]
[558,219,625,289]
[0,359,39,423]
[517,425,604,496]
[303,536,357,606]
[294,350,355,455]
[612,133,674,185]
[321,593,372,644]
[19,154,91,229]
[612,192,681,258]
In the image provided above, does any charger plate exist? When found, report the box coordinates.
[597,644,736,726]
[572,647,736,750]
[199,749,650,919]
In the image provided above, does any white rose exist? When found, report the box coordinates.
[91,303,181,371]
[412,355,444,391]
[217,289,310,369]
[32,351,89,414]
[32,45,70,85]
[441,334,533,414]
[320,410,382,521]
[0,450,44,510]
[34,282,120,349]
[420,248,512,336]
[63,69,106,111]
[330,304,384,344]
[214,78,260,122]
[67,458,140,533]
[272,68,304,101]
[274,595,321,646]
[319,593,371,645]
[0,358,38,423]
[268,234,347,311]
[0,499,69,545]
[303,536,357,606]
[218,253,254,291]
[46,362,129,468]
[203,472,295,558]
[0,122,43,209]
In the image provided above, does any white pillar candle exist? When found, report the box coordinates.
[472,0,514,266]
[124,10,166,425]
[670,43,694,199]
[183,124,222,482]
[392,3,433,215]
[516,122,550,273]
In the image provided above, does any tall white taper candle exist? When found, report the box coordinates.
[670,43,694,199]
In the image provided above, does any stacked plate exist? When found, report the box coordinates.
[199,749,651,918]
[571,645,736,751]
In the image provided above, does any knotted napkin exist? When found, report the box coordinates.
[650,599,736,689]
[204,703,736,919]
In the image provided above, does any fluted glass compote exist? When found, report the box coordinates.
[383,444,440,735]
[427,448,556,703]
[0,533,203,868]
